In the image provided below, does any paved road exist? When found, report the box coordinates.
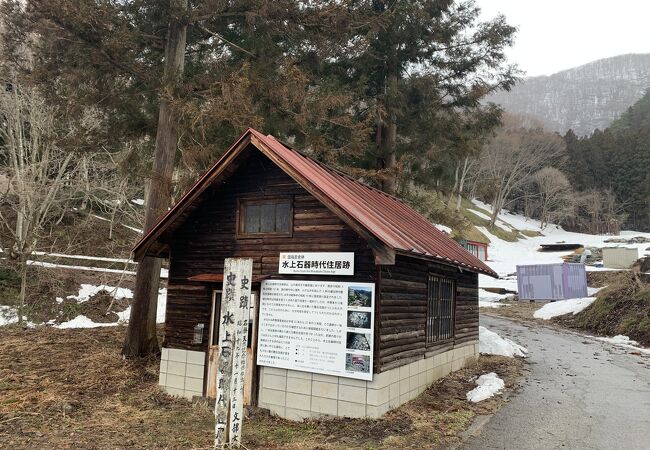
[462,315,650,450]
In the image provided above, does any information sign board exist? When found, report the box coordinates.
[257,279,374,381]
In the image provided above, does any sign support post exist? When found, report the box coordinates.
[214,258,253,449]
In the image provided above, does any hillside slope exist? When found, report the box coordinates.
[487,54,650,135]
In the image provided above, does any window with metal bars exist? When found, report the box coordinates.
[426,275,455,343]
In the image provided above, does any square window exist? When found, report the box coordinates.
[238,198,292,237]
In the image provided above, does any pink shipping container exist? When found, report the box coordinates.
[516,263,588,301]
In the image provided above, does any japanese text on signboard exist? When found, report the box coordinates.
[278,252,354,276]
[257,279,374,381]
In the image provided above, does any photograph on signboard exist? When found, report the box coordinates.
[346,332,371,351]
[345,353,370,373]
[347,285,372,307]
[347,311,371,329]
[258,279,374,381]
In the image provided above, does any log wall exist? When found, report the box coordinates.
[378,254,479,372]
[162,150,376,350]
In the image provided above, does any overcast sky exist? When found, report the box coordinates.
[479,0,650,77]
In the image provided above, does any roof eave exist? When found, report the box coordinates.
[394,249,498,278]
[132,131,255,260]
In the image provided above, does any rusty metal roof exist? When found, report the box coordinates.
[133,128,497,277]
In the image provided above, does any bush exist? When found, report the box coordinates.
[0,267,21,305]
[572,272,650,346]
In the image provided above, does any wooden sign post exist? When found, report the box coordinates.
[214,258,253,449]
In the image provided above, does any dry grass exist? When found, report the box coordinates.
[0,326,214,449]
[0,326,524,449]
[481,300,541,323]
[558,272,650,346]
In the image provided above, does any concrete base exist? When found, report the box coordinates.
[159,347,206,400]
[258,342,478,420]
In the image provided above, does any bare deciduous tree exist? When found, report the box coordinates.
[531,167,574,228]
[476,120,566,228]
[0,85,79,322]
[575,189,627,235]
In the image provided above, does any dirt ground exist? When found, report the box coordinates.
[0,326,524,450]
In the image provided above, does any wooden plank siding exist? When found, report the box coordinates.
[378,255,478,372]
[161,151,376,351]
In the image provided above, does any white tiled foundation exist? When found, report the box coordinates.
[159,347,206,400]
[258,342,478,420]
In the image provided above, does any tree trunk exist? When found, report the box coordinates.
[378,74,398,196]
[455,157,469,210]
[382,120,397,195]
[17,255,27,325]
[122,0,187,358]
[490,190,504,229]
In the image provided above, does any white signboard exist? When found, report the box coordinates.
[257,279,374,381]
[278,252,354,276]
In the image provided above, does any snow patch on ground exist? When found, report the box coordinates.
[0,306,19,326]
[479,301,508,308]
[467,208,492,221]
[34,251,134,264]
[28,260,137,276]
[115,288,167,324]
[466,372,505,402]
[533,297,597,320]
[122,224,143,234]
[587,286,605,296]
[26,260,167,278]
[479,326,528,357]
[55,315,119,329]
[595,335,650,354]
[0,306,35,327]
[479,288,510,303]
[67,284,134,303]
[54,287,166,329]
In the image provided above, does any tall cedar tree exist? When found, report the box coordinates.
[1,1,519,355]
[0,0,370,357]
[327,0,518,194]
[0,1,368,172]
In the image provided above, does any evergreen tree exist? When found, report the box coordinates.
[564,89,650,230]
[324,0,518,194]
[1,0,368,356]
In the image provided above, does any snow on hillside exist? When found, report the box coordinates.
[474,199,650,299]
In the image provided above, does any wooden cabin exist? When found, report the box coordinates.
[133,128,497,420]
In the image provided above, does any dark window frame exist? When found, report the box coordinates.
[236,196,293,238]
[426,275,456,344]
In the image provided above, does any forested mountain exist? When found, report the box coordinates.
[488,54,650,135]
[564,89,650,230]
